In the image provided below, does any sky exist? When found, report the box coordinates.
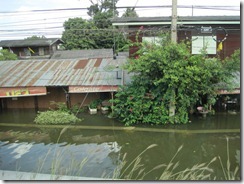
[0,0,241,40]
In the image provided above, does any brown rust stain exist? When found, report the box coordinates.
[94,58,102,67]
[74,59,89,69]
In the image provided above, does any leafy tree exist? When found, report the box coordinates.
[0,49,18,61]
[61,0,127,51]
[111,36,240,126]
[88,0,119,28]
[25,35,46,40]
[62,18,98,49]
[122,8,138,18]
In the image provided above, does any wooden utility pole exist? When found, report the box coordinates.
[169,0,177,117]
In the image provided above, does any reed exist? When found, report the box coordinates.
[218,137,240,180]
[32,129,240,180]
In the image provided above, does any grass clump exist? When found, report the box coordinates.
[34,110,81,125]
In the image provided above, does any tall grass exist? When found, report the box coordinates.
[32,128,240,180]
[218,137,240,180]
[110,144,215,180]
[34,126,88,179]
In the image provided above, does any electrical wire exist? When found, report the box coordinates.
[0,5,239,14]
[0,4,239,39]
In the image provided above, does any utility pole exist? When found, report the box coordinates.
[169,0,177,117]
[171,0,177,43]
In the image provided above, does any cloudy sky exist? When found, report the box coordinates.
[0,0,240,40]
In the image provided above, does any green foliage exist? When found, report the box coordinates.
[89,99,102,108]
[112,37,240,126]
[34,101,83,125]
[62,18,98,50]
[34,110,81,125]
[50,101,84,114]
[25,35,46,40]
[61,0,127,51]
[0,49,18,61]
[122,8,138,18]
[87,0,119,20]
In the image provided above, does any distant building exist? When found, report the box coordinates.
[0,38,64,59]
[112,16,240,60]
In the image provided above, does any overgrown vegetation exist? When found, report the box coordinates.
[0,49,18,61]
[34,102,82,125]
[111,36,240,126]
[34,111,81,125]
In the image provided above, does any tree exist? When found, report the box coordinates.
[122,8,138,18]
[61,0,127,51]
[62,18,98,50]
[87,0,124,50]
[111,36,240,126]
[25,35,46,40]
[0,49,18,61]
[87,0,119,18]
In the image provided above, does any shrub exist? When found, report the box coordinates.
[34,110,81,125]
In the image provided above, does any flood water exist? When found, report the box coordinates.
[0,109,241,180]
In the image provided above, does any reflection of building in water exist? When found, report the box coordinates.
[9,143,33,159]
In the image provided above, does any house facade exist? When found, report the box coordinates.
[112,16,240,60]
[0,38,64,59]
[0,50,129,110]
[112,16,240,111]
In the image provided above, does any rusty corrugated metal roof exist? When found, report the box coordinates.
[0,57,128,87]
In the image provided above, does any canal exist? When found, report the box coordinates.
[0,109,240,180]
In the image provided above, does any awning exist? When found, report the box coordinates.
[69,86,118,93]
[217,89,240,95]
[0,87,47,98]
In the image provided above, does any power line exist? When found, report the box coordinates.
[0,5,239,14]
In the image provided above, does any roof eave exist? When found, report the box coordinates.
[113,21,240,26]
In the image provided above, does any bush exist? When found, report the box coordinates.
[0,49,18,61]
[34,110,81,125]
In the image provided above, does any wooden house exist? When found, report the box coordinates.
[112,16,240,110]
[0,38,64,59]
[112,16,240,60]
[0,49,129,110]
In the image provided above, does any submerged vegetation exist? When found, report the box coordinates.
[34,102,82,125]
[34,111,81,125]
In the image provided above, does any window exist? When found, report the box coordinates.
[142,37,163,45]
[39,47,44,56]
[192,36,216,54]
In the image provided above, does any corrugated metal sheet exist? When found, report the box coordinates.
[0,57,128,87]
[0,38,63,47]
[51,49,113,59]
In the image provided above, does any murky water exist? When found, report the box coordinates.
[0,109,240,180]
